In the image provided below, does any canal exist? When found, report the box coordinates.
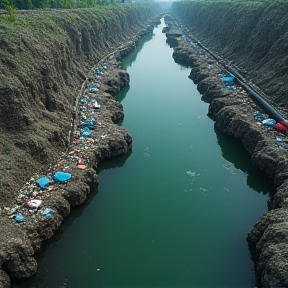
[14,19,272,288]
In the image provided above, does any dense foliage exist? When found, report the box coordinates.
[0,0,130,10]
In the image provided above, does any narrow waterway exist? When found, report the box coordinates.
[14,19,272,288]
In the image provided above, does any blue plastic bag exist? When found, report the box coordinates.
[262,119,276,126]
[81,126,92,138]
[53,171,72,183]
[36,176,50,189]
[221,75,235,83]
[81,119,96,130]
[15,214,25,223]
[253,111,265,122]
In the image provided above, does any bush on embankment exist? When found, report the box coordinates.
[0,4,159,207]
[170,0,288,108]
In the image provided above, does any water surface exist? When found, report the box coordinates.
[14,19,271,288]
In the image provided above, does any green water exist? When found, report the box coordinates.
[14,20,272,288]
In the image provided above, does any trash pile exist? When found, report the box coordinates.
[1,170,73,224]
[220,74,236,90]
[253,110,288,148]
[177,20,288,152]
[0,53,123,227]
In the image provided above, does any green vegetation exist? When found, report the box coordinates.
[0,0,152,10]
[0,0,119,10]
[1,0,17,22]
[1,146,13,155]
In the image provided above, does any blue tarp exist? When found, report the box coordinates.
[15,214,25,223]
[221,74,235,83]
[53,171,72,183]
[36,176,50,189]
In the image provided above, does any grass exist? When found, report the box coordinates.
[2,145,13,155]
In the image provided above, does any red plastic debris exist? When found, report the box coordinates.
[275,123,288,132]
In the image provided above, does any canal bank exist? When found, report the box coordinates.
[12,18,273,288]
[164,14,288,288]
[0,14,160,287]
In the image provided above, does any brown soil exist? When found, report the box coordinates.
[0,5,160,286]
[171,1,288,110]
[164,13,288,288]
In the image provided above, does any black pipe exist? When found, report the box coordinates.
[240,81,285,122]
[194,34,286,123]
[172,16,288,130]
[175,19,287,125]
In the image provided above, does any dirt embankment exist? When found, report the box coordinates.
[0,5,160,287]
[165,5,288,287]
[0,4,158,207]
[171,1,288,109]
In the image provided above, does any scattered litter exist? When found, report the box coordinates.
[143,147,150,158]
[9,205,21,214]
[26,199,42,209]
[77,159,86,169]
[41,208,52,219]
[94,101,101,109]
[253,111,265,122]
[95,70,102,76]
[262,119,276,126]
[186,171,199,177]
[14,214,25,223]
[53,171,72,183]
[42,208,52,215]
[36,176,50,189]
[275,137,285,148]
[3,53,133,228]
[77,159,85,165]
[275,123,288,132]
[220,74,235,83]
[81,119,96,130]
[226,85,236,90]
[222,162,237,175]
[77,164,86,169]
[81,127,92,138]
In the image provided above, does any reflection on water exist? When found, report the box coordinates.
[12,19,270,288]
[124,33,153,68]
[115,86,130,103]
[215,125,274,194]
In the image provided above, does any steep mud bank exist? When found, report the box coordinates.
[0,5,160,286]
[170,1,288,109]
[0,4,158,207]
[164,14,288,288]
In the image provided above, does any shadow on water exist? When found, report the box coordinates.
[215,124,275,195]
[96,149,132,173]
[201,94,212,104]
[12,151,132,288]
[122,32,153,69]
[115,85,130,103]
[11,187,99,288]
